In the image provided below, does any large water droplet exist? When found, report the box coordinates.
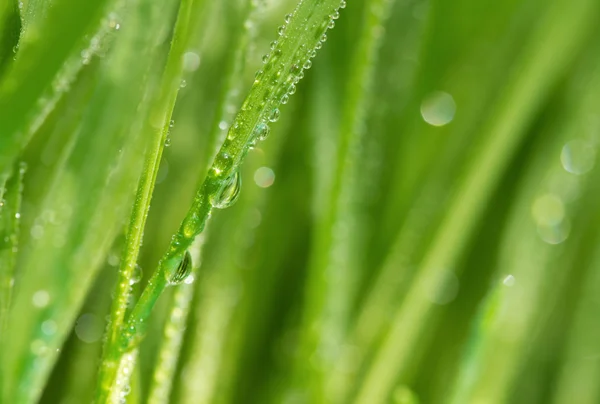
[210,171,242,209]
[169,251,193,285]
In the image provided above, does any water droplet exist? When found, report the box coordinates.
[328,20,335,29]
[169,120,175,128]
[254,167,276,188]
[169,251,193,285]
[270,41,278,50]
[503,275,516,287]
[537,219,571,245]
[281,94,289,104]
[75,313,104,343]
[182,51,201,72]
[420,91,456,127]
[561,140,596,175]
[164,136,172,147]
[285,13,292,23]
[531,194,565,226]
[262,54,270,64]
[278,26,285,36]
[32,290,50,308]
[268,108,280,122]
[320,33,327,42]
[288,84,297,95]
[130,265,143,285]
[339,0,347,8]
[180,79,188,88]
[210,171,242,209]
[303,60,312,70]
[41,320,57,336]
[254,122,270,141]
[331,11,340,19]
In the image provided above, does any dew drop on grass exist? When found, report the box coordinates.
[164,136,172,147]
[130,265,143,285]
[254,122,270,141]
[268,108,280,122]
[210,171,242,209]
[169,250,193,285]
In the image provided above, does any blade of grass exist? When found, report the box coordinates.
[95,0,202,400]
[119,0,347,360]
[0,163,24,333]
[353,0,599,402]
[449,41,600,404]
[0,0,109,176]
[2,0,179,399]
[294,0,393,400]
[146,238,202,404]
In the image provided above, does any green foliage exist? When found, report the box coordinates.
[1,0,600,403]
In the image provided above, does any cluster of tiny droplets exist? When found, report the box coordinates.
[205,0,346,211]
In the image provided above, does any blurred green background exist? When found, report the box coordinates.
[2,0,600,403]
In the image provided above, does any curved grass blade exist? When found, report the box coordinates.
[119,0,347,361]
[2,0,179,400]
[94,0,203,400]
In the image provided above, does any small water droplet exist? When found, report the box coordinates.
[285,13,292,23]
[303,60,312,70]
[75,313,104,343]
[268,108,280,123]
[211,171,242,209]
[281,94,289,104]
[254,167,276,188]
[32,290,50,308]
[420,91,456,127]
[278,26,285,36]
[561,140,596,175]
[328,20,335,29]
[339,0,347,8]
[262,54,270,64]
[164,136,172,147]
[182,51,201,72]
[180,79,188,88]
[270,41,278,50]
[331,11,340,19]
[169,251,193,285]
[130,265,143,285]
[320,33,327,42]
[254,122,270,141]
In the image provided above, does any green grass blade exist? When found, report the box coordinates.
[294,0,393,400]
[0,163,24,333]
[0,0,108,176]
[354,0,600,402]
